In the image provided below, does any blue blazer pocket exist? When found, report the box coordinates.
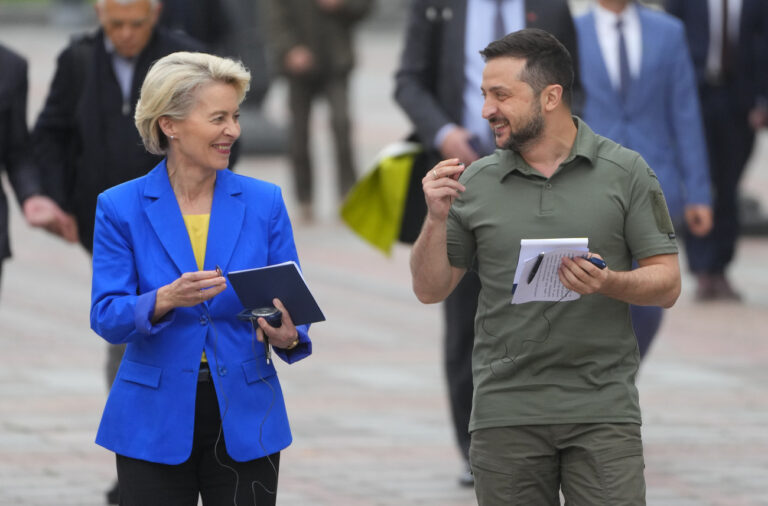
[119,360,162,389]
[242,359,277,384]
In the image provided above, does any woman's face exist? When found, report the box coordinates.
[167,82,241,172]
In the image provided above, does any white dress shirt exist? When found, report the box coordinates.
[104,37,137,115]
[593,2,642,93]
[706,0,742,79]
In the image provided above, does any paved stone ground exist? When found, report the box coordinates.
[1,16,768,506]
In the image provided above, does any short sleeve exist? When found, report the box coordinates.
[446,204,476,270]
[624,157,680,260]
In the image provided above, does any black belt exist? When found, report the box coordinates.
[198,363,211,382]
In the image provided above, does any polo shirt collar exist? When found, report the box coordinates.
[496,116,598,181]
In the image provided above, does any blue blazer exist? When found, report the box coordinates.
[576,6,711,220]
[90,161,312,464]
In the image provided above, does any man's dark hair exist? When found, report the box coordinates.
[480,28,574,106]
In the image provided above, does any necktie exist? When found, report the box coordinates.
[494,0,506,40]
[616,18,630,103]
[720,0,732,80]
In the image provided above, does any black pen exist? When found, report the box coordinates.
[527,253,544,284]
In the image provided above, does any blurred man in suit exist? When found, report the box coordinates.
[394,0,580,486]
[665,0,768,301]
[576,0,712,357]
[0,43,75,291]
[30,0,203,502]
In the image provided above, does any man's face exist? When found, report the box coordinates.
[481,57,545,153]
[96,0,159,58]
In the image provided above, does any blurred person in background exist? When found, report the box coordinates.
[159,0,230,51]
[665,0,768,301]
[266,0,373,222]
[91,51,312,506]
[160,0,276,148]
[30,0,203,502]
[394,0,580,486]
[0,43,76,293]
[576,0,712,358]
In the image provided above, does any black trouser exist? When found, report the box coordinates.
[443,271,481,462]
[684,84,755,274]
[116,367,280,506]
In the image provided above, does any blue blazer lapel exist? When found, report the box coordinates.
[143,160,198,275]
[636,7,657,97]
[204,169,244,273]
[581,11,621,104]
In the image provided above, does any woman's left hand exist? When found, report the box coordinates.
[256,298,300,349]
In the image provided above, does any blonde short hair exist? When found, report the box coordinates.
[135,52,251,155]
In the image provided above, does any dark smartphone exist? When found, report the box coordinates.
[250,307,282,328]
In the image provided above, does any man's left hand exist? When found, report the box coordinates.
[684,204,713,237]
[558,254,608,295]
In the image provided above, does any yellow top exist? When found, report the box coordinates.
[183,214,210,362]
[183,214,210,270]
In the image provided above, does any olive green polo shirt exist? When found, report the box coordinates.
[447,118,678,432]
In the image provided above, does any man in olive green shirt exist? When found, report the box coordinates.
[410,29,681,505]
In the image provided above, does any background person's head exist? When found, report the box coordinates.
[135,52,251,163]
[95,0,161,58]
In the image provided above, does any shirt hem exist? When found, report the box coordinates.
[469,415,642,433]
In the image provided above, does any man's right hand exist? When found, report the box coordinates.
[439,126,480,165]
[422,158,466,222]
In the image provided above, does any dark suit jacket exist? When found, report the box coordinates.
[32,28,203,252]
[393,0,580,241]
[0,44,41,262]
[665,0,768,113]
[394,0,581,151]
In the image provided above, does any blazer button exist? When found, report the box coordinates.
[199,315,208,325]
[217,366,227,376]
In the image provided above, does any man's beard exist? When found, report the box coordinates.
[500,105,544,153]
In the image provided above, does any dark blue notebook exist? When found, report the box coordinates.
[227,261,325,326]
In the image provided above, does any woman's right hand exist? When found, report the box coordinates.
[153,270,227,322]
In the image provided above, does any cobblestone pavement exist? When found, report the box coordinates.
[1,17,767,506]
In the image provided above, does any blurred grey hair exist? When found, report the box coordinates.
[135,52,251,155]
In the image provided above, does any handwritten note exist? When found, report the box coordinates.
[511,238,589,304]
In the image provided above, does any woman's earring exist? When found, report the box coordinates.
[169,135,175,140]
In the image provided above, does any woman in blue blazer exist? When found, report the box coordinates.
[90,52,312,506]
